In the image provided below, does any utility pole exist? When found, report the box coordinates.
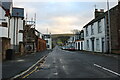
[107,0,111,53]
[34,13,36,28]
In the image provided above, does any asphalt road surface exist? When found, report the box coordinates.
[2,50,51,79]
[26,46,120,78]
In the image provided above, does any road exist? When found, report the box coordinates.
[2,50,51,79]
[24,46,120,78]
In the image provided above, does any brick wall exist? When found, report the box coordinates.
[37,38,46,52]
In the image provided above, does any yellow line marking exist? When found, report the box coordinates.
[12,56,47,79]
[22,66,38,78]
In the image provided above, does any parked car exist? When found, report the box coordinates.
[67,46,75,51]
[61,46,66,50]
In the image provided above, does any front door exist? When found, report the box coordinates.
[102,38,105,53]
[91,40,94,51]
[78,42,80,50]
[81,42,83,50]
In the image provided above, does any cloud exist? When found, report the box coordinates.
[12,1,117,34]
[36,15,91,34]
[13,0,118,2]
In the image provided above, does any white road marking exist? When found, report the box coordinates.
[94,64,120,77]
[16,59,25,62]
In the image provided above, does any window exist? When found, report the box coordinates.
[47,45,49,48]
[87,40,89,50]
[91,24,94,35]
[98,20,102,33]
[46,40,48,43]
[96,39,100,51]
[86,27,88,36]
[45,35,50,38]
[2,22,7,27]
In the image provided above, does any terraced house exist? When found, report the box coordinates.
[83,1,120,54]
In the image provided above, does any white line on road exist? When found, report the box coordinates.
[94,64,120,77]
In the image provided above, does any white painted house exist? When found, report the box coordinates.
[0,1,9,38]
[75,30,85,50]
[0,0,24,50]
[9,7,24,48]
[0,7,8,38]
[83,9,106,53]
[67,36,75,48]
[43,34,52,49]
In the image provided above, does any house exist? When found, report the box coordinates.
[23,24,37,53]
[67,36,76,48]
[9,7,24,53]
[75,30,84,50]
[23,22,47,53]
[0,0,11,38]
[107,2,120,54]
[83,1,120,53]
[43,34,52,49]
[83,9,106,53]
[0,0,12,60]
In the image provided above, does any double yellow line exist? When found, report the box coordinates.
[22,66,38,78]
[11,55,47,79]
[22,58,46,78]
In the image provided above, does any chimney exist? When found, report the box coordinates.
[94,9,104,18]
[100,9,104,12]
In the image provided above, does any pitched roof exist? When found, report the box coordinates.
[83,13,105,28]
[83,4,118,28]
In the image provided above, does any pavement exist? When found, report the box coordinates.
[27,46,120,78]
[2,50,52,79]
[72,50,120,60]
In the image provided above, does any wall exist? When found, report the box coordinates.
[75,40,84,50]
[45,38,52,49]
[84,18,106,52]
[37,38,46,52]
[0,7,8,38]
[109,4,120,53]
[1,37,11,60]
[9,17,23,47]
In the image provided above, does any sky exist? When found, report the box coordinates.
[13,0,118,34]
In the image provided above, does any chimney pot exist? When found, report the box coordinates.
[100,9,104,12]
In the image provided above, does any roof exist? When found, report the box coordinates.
[83,4,118,28]
[83,14,105,28]
[1,0,12,10]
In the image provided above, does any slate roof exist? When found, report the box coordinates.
[1,0,12,10]
[83,13,105,28]
[83,4,118,28]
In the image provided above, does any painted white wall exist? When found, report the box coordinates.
[45,38,52,49]
[0,7,8,38]
[9,17,23,46]
[75,41,84,50]
[84,18,106,52]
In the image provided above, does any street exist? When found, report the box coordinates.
[23,46,120,78]
[2,50,52,79]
